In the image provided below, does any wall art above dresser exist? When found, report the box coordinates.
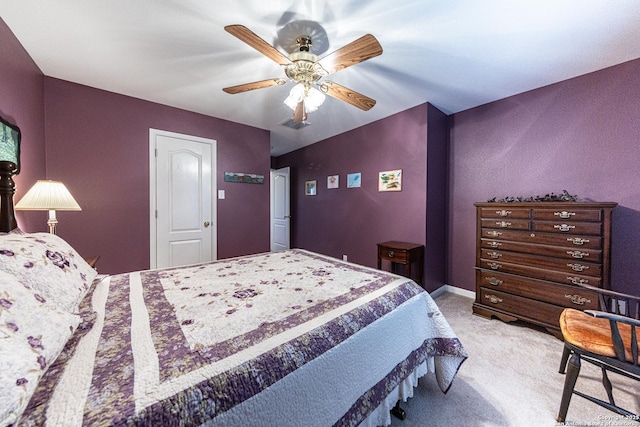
[472,200,617,338]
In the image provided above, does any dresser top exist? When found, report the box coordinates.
[474,201,618,208]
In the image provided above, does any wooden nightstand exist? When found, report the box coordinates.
[377,241,424,286]
[83,255,100,270]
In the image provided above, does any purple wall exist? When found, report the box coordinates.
[449,59,640,295]
[0,18,46,231]
[41,78,271,274]
[275,103,449,291]
[4,16,639,294]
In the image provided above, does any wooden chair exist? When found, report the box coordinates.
[557,283,640,422]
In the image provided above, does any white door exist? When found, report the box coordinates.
[150,129,216,268]
[270,167,290,251]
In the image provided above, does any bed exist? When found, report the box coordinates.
[0,162,467,427]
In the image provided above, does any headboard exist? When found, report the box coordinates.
[0,161,18,232]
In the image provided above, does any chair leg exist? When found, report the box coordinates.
[559,344,571,374]
[601,367,616,407]
[557,352,581,422]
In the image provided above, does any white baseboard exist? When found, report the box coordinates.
[430,284,475,299]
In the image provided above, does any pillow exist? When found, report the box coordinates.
[0,270,81,426]
[0,231,97,313]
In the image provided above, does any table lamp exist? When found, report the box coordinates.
[15,180,81,234]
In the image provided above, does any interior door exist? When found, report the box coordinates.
[150,129,216,268]
[270,167,290,251]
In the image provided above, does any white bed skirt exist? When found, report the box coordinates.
[361,358,432,427]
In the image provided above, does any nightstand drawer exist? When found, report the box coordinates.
[379,248,408,263]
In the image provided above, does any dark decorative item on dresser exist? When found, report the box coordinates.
[473,195,617,338]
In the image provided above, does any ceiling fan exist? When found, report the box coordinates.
[223,24,383,123]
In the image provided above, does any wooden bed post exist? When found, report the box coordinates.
[0,161,18,232]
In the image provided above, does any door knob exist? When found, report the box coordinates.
[204,221,210,228]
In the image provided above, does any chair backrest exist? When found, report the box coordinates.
[577,283,640,367]
[577,283,640,319]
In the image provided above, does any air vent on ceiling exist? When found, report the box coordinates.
[280,118,310,130]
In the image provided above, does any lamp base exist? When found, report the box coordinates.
[47,210,58,235]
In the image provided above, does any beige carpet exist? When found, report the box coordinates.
[390,292,639,427]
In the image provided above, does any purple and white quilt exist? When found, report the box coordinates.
[20,249,467,426]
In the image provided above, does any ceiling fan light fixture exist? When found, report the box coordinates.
[284,83,325,113]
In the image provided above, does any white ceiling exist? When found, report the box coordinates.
[2,1,640,156]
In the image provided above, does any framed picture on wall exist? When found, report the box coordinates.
[327,175,339,189]
[305,180,317,196]
[0,115,21,174]
[378,169,402,192]
[347,173,361,188]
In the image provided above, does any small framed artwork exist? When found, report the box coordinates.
[327,174,339,189]
[305,180,317,196]
[0,116,21,174]
[347,172,361,188]
[378,169,402,192]
[224,172,265,184]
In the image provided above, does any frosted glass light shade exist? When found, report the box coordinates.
[15,180,81,211]
[284,84,325,113]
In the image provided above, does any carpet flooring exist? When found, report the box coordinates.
[389,292,639,427]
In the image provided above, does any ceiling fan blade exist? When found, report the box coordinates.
[318,34,382,75]
[320,81,376,111]
[293,100,308,123]
[225,25,293,66]
[223,78,287,94]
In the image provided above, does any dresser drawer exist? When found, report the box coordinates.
[480,250,602,277]
[533,208,602,222]
[480,218,530,230]
[532,220,602,236]
[478,260,602,287]
[480,228,602,249]
[480,207,530,219]
[478,287,565,327]
[476,270,599,310]
[480,239,602,262]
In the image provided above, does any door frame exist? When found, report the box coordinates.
[149,128,217,269]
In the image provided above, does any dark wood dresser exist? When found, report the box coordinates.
[472,201,617,338]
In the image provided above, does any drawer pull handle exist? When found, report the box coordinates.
[496,210,512,217]
[554,224,576,232]
[488,262,502,270]
[567,263,589,272]
[567,250,589,259]
[487,277,503,286]
[567,276,589,285]
[555,211,576,219]
[388,251,394,258]
[567,237,590,246]
[487,251,501,259]
[487,231,503,237]
[488,241,502,248]
[565,294,591,306]
[496,221,512,228]
[485,294,503,304]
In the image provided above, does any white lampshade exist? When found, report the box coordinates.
[284,83,325,113]
[15,180,81,211]
[15,180,81,234]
